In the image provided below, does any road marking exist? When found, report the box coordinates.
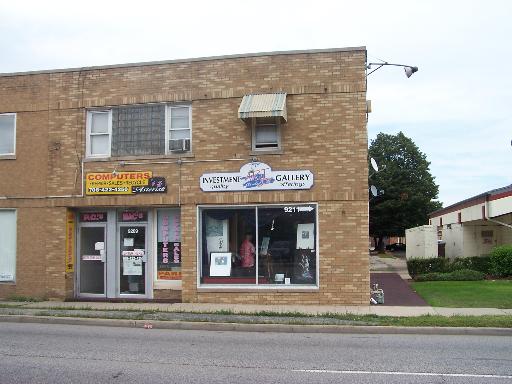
[293,369,512,379]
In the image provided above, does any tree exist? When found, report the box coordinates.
[369,132,442,251]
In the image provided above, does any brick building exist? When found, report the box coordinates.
[0,47,369,304]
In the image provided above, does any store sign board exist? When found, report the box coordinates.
[119,211,147,222]
[200,162,314,192]
[79,212,107,222]
[85,172,167,195]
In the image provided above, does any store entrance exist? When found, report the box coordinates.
[76,209,152,299]
[118,224,148,296]
[78,225,106,296]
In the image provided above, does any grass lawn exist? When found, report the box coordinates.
[411,280,512,308]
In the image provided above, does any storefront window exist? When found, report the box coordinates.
[157,209,181,280]
[201,208,256,284]
[257,206,316,285]
[199,204,317,286]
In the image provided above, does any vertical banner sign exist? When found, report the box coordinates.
[65,210,75,273]
[157,210,182,280]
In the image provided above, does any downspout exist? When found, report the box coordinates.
[484,194,512,229]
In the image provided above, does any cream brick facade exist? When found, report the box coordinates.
[0,47,369,304]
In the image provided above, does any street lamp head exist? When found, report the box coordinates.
[367,61,419,78]
[404,66,418,78]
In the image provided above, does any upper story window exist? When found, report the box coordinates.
[167,106,191,153]
[86,104,191,159]
[238,93,287,153]
[86,110,112,157]
[0,113,16,156]
[253,117,280,150]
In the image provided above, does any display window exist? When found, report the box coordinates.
[156,209,181,281]
[199,204,317,286]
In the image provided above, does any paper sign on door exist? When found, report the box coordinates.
[123,257,142,275]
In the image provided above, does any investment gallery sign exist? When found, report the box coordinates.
[200,162,313,192]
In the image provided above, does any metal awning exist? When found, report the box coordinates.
[238,93,287,123]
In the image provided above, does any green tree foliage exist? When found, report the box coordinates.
[369,132,442,249]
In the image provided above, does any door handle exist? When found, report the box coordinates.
[100,250,106,263]
[142,255,147,263]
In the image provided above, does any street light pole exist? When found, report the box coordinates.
[367,62,419,77]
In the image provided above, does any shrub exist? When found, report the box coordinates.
[490,245,512,277]
[467,256,492,274]
[448,256,491,274]
[407,258,449,278]
[414,272,444,282]
[414,269,485,282]
[448,269,486,281]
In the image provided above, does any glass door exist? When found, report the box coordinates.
[78,225,106,296]
[119,225,147,296]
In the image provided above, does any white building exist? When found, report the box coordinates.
[429,184,512,259]
[405,225,438,260]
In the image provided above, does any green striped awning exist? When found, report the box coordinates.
[238,93,287,122]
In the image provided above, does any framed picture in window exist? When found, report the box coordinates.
[296,223,314,249]
[209,252,232,276]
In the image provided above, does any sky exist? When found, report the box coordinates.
[0,0,510,207]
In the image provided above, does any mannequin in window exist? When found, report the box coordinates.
[239,233,255,270]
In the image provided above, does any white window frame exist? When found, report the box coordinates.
[196,202,319,290]
[251,117,281,152]
[0,112,16,157]
[86,110,112,158]
[0,209,17,283]
[165,105,192,154]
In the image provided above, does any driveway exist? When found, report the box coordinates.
[370,253,428,306]
[370,273,428,306]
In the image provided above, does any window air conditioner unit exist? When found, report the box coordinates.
[169,138,191,152]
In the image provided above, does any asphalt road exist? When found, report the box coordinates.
[0,323,511,383]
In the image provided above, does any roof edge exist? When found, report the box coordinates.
[429,183,512,218]
[0,46,367,78]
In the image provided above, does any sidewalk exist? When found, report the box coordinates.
[1,301,511,336]
[370,252,410,279]
[2,300,512,317]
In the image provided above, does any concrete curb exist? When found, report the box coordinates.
[1,314,511,336]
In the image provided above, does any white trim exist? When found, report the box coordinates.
[165,105,192,155]
[0,208,16,283]
[86,110,112,158]
[196,203,319,290]
[0,113,16,156]
[197,284,319,291]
